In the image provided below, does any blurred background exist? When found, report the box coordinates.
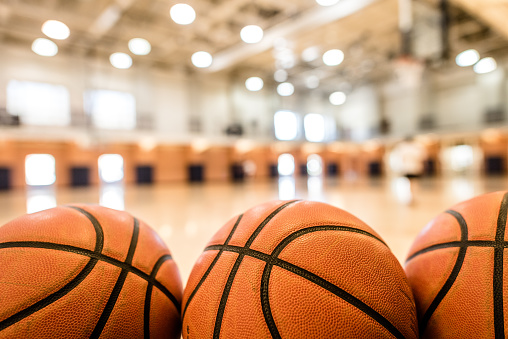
[0,0,507,279]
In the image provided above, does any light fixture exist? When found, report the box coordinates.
[474,57,497,74]
[31,38,58,57]
[110,52,132,69]
[245,77,264,91]
[316,0,340,6]
[42,20,70,40]
[301,46,320,62]
[323,49,344,66]
[329,91,346,105]
[277,82,294,96]
[170,4,196,25]
[274,111,298,141]
[455,49,479,67]
[191,51,213,68]
[128,38,151,55]
[278,154,295,176]
[305,75,320,89]
[274,69,288,82]
[240,25,263,44]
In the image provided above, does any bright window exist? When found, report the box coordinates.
[25,154,56,186]
[304,114,325,142]
[7,80,70,126]
[274,111,298,141]
[307,154,323,176]
[278,154,295,176]
[98,154,124,183]
[450,145,474,172]
[86,90,136,130]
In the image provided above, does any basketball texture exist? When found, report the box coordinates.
[182,200,418,338]
[405,191,508,338]
[0,204,182,339]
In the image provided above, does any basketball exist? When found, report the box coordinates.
[405,191,508,338]
[182,200,418,338]
[0,205,182,338]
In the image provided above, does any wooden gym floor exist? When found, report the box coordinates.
[0,176,506,283]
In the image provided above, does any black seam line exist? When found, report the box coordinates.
[419,210,469,336]
[0,206,104,332]
[0,241,179,312]
[260,225,393,339]
[207,244,406,339]
[182,214,244,320]
[213,201,298,339]
[90,217,140,339]
[144,254,175,339]
[494,192,508,339]
[405,240,505,263]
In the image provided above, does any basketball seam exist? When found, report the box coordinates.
[212,200,298,339]
[0,206,104,332]
[206,225,407,339]
[144,254,174,339]
[90,217,140,338]
[258,225,401,339]
[417,210,468,335]
[0,241,180,312]
[493,193,508,339]
[182,214,244,320]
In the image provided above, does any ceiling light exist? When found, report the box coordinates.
[329,91,346,105]
[474,57,497,74]
[31,38,58,57]
[274,69,288,82]
[245,77,264,91]
[455,49,479,67]
[170,4,196,25]
[110,52,132,69]
[277,82,294,97]
[42,20,70,40]
[191,51,213,68]
[316,0,340,5]
[305,75,320,89]
[128,38,151,55]
[240,25,263,44]
[301,46,320,62]
[323,49,344,66]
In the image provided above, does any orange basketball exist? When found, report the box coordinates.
[0,205,182,338]
[182,200,417,338]
[405,191,508,338]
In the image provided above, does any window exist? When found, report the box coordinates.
[278,154,295,176]
[85,90,136,130]
[307,154,323,176]
[25,154,56,186]
[304,113,336,142]
[7,80,70,126]
[98,154,124,183]
[274,111,298,141]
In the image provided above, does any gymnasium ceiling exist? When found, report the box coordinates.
[0,0,508,92]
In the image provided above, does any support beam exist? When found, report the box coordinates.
[207,0,378,72]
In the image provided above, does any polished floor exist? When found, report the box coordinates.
[0,175,506,283]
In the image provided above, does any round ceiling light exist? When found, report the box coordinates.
[110,52,133,69]
[128,38,151,55]
[305,75,320,89]
[323,49,344,66]
[301,46,320,62]
[277,82,295,97]
[316,0,340,6]
[455,49,479,67]
[170,4,196,25]
[42,20,70,40]
[245,77,264,91]
[32,38,58,57]
[474,57,497,74]
[191,51,213,68]
[329,91,347,105]
[274,69,288,82]
[240,25,264,44]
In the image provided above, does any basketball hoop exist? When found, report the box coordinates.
[392,56,425,89]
